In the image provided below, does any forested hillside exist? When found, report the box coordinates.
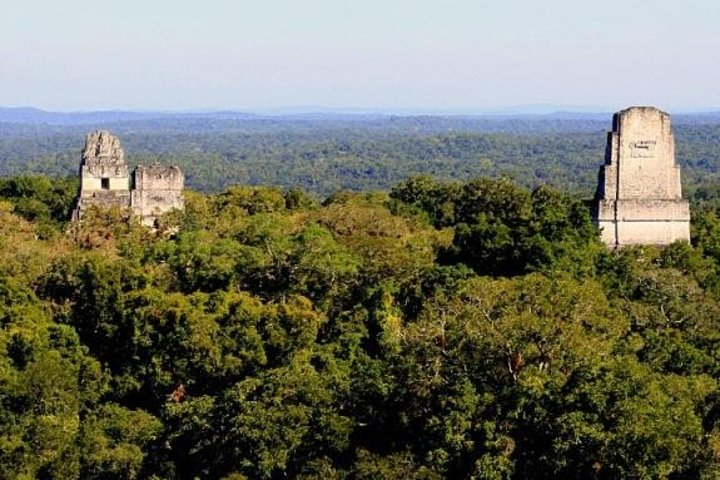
[3,175,720,478]
[2,115,720,196]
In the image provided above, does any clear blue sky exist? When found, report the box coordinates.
[1,0,718,112]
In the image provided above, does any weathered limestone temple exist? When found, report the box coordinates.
[593,107,690,247]
[72,131,184,226]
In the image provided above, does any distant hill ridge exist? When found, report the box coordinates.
[3,106,720,127]
[0,107,260,126]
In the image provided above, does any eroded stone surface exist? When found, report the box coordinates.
[82,131,125,166]
[594,107,690,247]
[131,165,184,227]
[73,131,131,220]
[72,130,184,226]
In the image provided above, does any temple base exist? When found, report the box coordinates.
[595,199,690,247]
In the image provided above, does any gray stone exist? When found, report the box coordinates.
[593,107,690,247]
[72,130,184,227]
[131,165,184,227]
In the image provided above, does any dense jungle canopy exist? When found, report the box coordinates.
[3,113,720,478]
[2,170,720,478]
[1,113,720,197]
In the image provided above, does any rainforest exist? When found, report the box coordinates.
[3,169,720,478]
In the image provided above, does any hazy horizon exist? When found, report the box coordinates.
[6,104,720,117]
[2,0,719,112]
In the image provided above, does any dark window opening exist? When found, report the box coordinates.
[101,178,110,190]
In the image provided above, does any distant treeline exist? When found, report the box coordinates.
[1,116,720,197]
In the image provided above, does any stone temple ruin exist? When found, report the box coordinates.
[593,106,690,247]
[70,111,689,244]
[72,131,184,226]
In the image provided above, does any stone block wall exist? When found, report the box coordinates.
[72,131,184,225]
[131,165,185,227]
[593,107,690,247]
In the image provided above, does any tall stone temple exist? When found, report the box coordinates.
[593,106,690,247]
[72,130,184,227]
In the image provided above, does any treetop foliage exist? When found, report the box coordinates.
[1,173,720,478]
